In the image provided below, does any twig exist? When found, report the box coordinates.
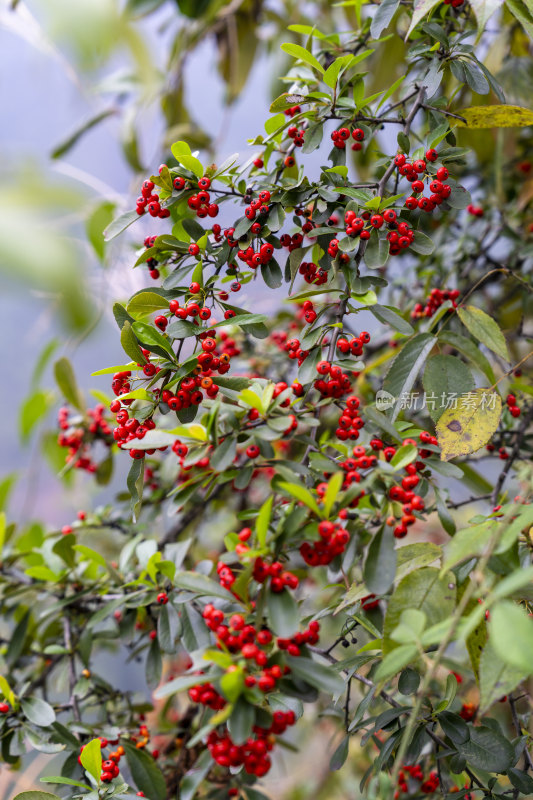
[491,403,533,505]
[63,616,81,723]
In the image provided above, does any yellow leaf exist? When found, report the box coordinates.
[436,389,502,461]
[456,105,533,128]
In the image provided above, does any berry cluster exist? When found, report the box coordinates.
[252,557,300,593]
[143,235,161,280]
[78,738,125,783]
[188,679,226,710]
[300,520,350,566]
[298,260,329,284]
[201,606,288,693]
[287,124,305,147]
[135,178,171,219]
[57,405,113,472]
[331,127,365,150]
[334,393,365,441]
[280,231,304,252]
[206,711,296,776]
[506,393,521,418]
[109,392,159,460]
[411,287,459,319]
[344,208,418,257]
[459,702,477,721]
[467,203,484,217]
[276,620,320,656]
[395,764,440,798]
[185,176,220,219]
[314,363,359,402]
[395,151,452,214]
[339,444,379,484]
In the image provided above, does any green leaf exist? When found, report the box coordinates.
[383,567,456,653]
[370,305,414,336]
[266,588,300,637]
[123,740,167,800]
[220,669,245,704]
[364,527,397,594]
[146,636,162,689]
[457,305,509,361]
[391,608,426,644]
[40,778,92,789]
[261,259,283,289]
[371,0,401,37]
[278,481,321,517]
[438,710,470,744]
[467,0,502,31]
[375,644,418,682]
[104,208,139,241]
[127,456,144,522]
[456,105,533,128]
[479,639,525,714]
[256,495,273,547]
[21,697,56,728]
[73,545,107,568]
[324,472,344,517]
[85,201,115,261]
[19,390,53,443]
[436,389,502,461]
[507,768,533,795]
[438,330,495,383]
[51,109,115,159]
[422,355,475,422]
[174,571,234,601]
[228,697,255,745]
[505,0,533,39]
[13,793,61,800]
[323,51,373,88]
[442,520,493,571]
[364,232,389,268]
[180,750,212,800]
[79,737,102,782]
[53,358,85,411]
[406,0,441,37]
[0,675,16,707]
[490,601,533,674]
[398,668,420,695]
[280,42,325,73]
[120,320,147,364]
[154,672,213,700]
[410,231,435,255]
[456,725,514,773]
[390,444,417,471]
[382,333,437,421]
[132,321,175,358]
[286,655,345,695]
[330,735,350,770]
[127,292,170,318]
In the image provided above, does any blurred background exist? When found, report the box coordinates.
[1,0,355,528]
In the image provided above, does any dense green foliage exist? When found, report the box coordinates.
[1,2,533,800]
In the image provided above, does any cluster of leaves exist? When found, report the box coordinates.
[2,2,533,800]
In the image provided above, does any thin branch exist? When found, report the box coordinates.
[63,616,81,723]
[491,403,533,505]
